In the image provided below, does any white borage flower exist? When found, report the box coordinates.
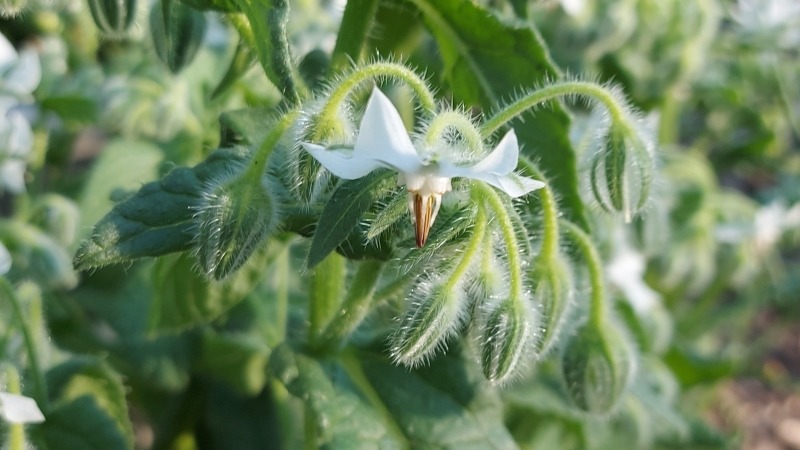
[302,87,544,246]
[0,391,45,424]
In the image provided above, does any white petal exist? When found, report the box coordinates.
[0,160,27,193]
[0,32,17,69]
[353,87,422,174]
[302,143,383,180]
[0,241,11,275]
[0,392,45,424]
[5,48,41,94]
[6,110,34,157]
[467,129,520,176]
[475,172,545,198]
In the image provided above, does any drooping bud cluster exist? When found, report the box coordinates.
[88,0,137,38]
[150,0,207,73]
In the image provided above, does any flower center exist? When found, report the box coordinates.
[399,172,452,247]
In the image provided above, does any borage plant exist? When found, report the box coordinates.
[9,0,771,448]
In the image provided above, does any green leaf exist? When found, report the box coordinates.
[74,148,249,270]
[148,247,271,332]
[37,396,131,450]
[271,344,518,450]
[197,330,270,395]
[330,0,380,72]
[235,0,301,102]
[46,358,133,445]
[77,139,163,242]
[410,0,588,228]
[40,95,97,123]
[197,382,283,449]
[306,170,393,269]
[358,348,518,450]
[270,345,406,449]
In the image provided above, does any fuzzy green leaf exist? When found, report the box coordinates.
[330,0,380,71]
[359,347,518,449]
[38,396,131,450]
[270,345,406,449]
[197,330,270,395]
[306,170,393,269]
[46,358,134,446]
[410,0,588,228]
[74,148,249,270]
[148,248,270,332]
[271,345,516,449]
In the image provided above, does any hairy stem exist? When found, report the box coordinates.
[481,81,631,137]
[423,111,484,154]
[560,219,607,327]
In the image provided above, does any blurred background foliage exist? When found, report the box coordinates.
[1,0,799,449]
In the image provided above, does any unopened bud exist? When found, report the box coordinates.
[150,1,207,73]
[390,272,467,367]
[476,295,537,385]
[562,321,634,414]
[589,122,653,222]
[194,170,278,280]
[88,0,137,37]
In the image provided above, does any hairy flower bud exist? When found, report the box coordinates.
[88,0,137,37]
[531,253,574,356]
[150,1,207,73]
[194,169,279,280]
[589,122,654,222]
[562,321,635,414]
[390,269,468,367]
[476,294,537,385]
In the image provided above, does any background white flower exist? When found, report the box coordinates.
[0,391,45,424]
[0,31,41,194]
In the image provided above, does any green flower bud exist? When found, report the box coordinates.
[0,222,77,290]
[531,253,574,356]
[28,194,80,247]
[390,269,468,367]
[589,122,654,222]
[194,169,279,280]
[150,0,207,73]
[476,294,537,385]
[562,320,635,414]
[88,0,137,37]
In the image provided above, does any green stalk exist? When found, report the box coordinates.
[244,109,299,180]
[520,160,559,263]
[480,81,632,138]
[560,220,607,327]
[423,110,484,154]
[475,185,523,305]
[308,252,346,346]
[314,62,436,141]
[318,261,383,349]
[0,279,47,412]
